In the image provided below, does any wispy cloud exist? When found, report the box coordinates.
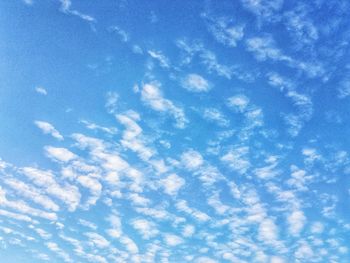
[35,121,64,140]
[35,86,47,95]
[140,82,188,128]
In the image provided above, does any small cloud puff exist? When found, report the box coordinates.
[182,74,211,92]
[35,86,47,95]
[35,121,64,140]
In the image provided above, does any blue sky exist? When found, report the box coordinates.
[1,0,350,262]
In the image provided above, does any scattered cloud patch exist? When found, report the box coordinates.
[35,121,64,140]
[182,74,211,92]
[35,86,47,95]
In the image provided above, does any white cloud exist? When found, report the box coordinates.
[284,5,318,44]
[44,146,77,162]
[270,256,285,263]
[202,108,229,127]
[288,210,306,236]
[35,121,63,140]
[181,150,204,170]
[0,186,57,221]
[164,234,184,246]
[109,26,129,42]
[116,112,154,161]
[182,74,211,92]
[0,208,34,223]
[246,36,290,62]
[176,39,233,79]
[240,0,283,21]
[202,14,244,47]
[221,147,250,174]
[80,120,118,135]
[21,167,81,211]
[78,219,97,230]
[148,50,170,68]
[295,241,314,259]
[227,95,250,112]
[46,242,72,262]
[287,166,312,191]
[140,83,187,128]
[194,257,218,263]
[131,218,159,239]
[247,36,324,78]
[310,222,324,234]
[176,200,211,222]
[85,232,110,248]
[182,224,195,237]
[4,178,59,211]
[35,86,47,95]
[105,92,119,113]
[160,174,185,196]
[59,0,96,23]
[120,236,139,254]
[338,77,350,99]
[106,213,122,239]
[77,176,102,208]
[258,218,279,244]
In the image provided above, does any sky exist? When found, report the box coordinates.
[0,0,350,262]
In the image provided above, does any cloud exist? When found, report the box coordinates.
[140,83,188,128]
[21,167,81,211]
[240,0,283,21]
[59,0,96,23]
[106,213,122,239]
[246,36,324,78]
[175,200,211,222]
[120,236,139,254]
[116,112,155,161]
[202,14,244,47]
[182,224,195,237]
[44,146,77,162]
[227,95,250,112]
[80,120,118,135]
[35,86,47,95]
[0,208,34,223]
[270,256,285,263]
[258,218,279,244]
[338,77,350,99]
[221,146,250,174]
[194,257,218,263]
[163,234,184,246]
[182,74,211,92]
[105,92,119,113]
[176,39,233,79]
[294,241,314,259]
[283,4,319,45]
[77,176,102,208]
[287,210,306,236]
[202,108,230,127]
[130,218,159,239]
[0,186,57,221]
[3,178,59,211]
[109,26,129,42]
[46,242,72,262]
[35,121,64,140]
[181,150,204,170]
[310,222,324,234]
[148,50,170,68]
[246,36,291,62]
[160,174,185,196]
[85,232,110,248]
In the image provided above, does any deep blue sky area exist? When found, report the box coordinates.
[1,0,350,262]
